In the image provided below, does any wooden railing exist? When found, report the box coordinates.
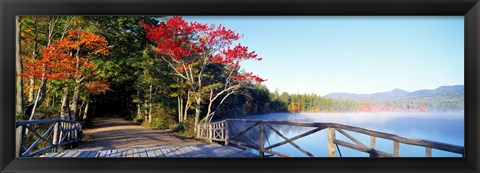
[15,118,84,157]
[197,119,464,157]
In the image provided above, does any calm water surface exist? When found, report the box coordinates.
[228,112,464,157]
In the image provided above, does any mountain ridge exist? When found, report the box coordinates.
[325,85,464,103]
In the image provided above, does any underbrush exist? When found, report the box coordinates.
[135,107,197,138]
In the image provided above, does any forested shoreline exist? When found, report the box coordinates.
[16,16,463,137]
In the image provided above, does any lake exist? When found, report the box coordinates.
[228,112,464,157]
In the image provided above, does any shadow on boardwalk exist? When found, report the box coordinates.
[75,116,207,150]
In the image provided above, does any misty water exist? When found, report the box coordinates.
[228,112,464,157]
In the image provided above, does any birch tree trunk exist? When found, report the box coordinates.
[136,83,142,119]
[60,87,70,119]
[16,16,24,116]
[69,82,80,121]
[82,100,89,120]
[28,78,46,120]
[28,17,38,103]
[69,46,81,121]
[144,101,148,121]
[178,96,183,123]
[148,82,153,123]
[28,78,34,103]
[183,91,191,122]
[78,101,85,118]
[194,96,202,131]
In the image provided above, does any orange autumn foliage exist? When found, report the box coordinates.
[21,30,111,92]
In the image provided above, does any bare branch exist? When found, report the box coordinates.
[159,55,187,80]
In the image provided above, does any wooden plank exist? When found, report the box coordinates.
[177,146,193,157]
[162,147,176,157]
[205,146,227,157]
[153,147,165,157]
[90,150,100,157]
[62,151,79,157]
[146,147,157,157]
[46,152,63,157]
[195,145,218,157]
[138,148,148,157]
[43,152,59,157]
[126,149,134,157]
[260,148,290,157]
[172,147,187,157]
[394,141,400,157]
[71,150,84,157]
[159,147,170,157]
[170,147,182,157]
[336,129,367,148]
[133,148,141,157]
[120,149,127,157]
[98,150,108,157]
[185,146,209,157]
[56,151,70,157]
[224,119,329,128]
[108,149,119,157]
[77,151,92,158]
[334,139,395,157]
[220,148,236,156]
[115,149,123,157]
[104,150,113,157]
[196,145,222,157]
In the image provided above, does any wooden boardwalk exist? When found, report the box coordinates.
[42,144,257,157]
[39,116,256,158]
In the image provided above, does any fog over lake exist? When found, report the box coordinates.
[231,112,464,157]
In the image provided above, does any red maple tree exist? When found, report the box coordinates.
[143,16,265,125]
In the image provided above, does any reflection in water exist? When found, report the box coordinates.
[226,112,464,157]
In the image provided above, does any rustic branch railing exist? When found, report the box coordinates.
[197,119,464,157]
[15,118,84,157]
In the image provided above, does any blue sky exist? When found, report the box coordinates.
[183,16,464,96]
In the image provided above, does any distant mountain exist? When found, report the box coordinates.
[325,85,464,103]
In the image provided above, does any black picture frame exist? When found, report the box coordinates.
[1,0,479,172]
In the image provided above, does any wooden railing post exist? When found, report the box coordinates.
[259,123,265,157]
[327,127,336,157]
[225,121,229,146]
[15,125,24,157]
[425,147,432,157]
[394,141,400,157]
[59,122,64,145]
[369,136,377,157]
[52,121,59,151]
[208,123,213,143]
